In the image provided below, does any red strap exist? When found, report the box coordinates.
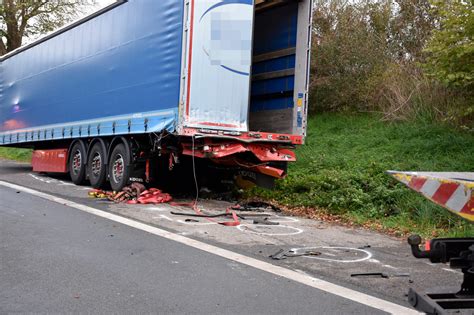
[170,201,240,226]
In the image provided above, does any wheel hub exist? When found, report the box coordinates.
[112,154,124,183]
[72,150,82,175]
[91,152,102,176]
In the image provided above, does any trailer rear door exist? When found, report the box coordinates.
[182,0,254,132]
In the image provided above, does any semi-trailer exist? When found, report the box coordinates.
[0,0,312,191]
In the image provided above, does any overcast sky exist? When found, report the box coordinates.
[97,0,116,7]
[89,0,116,12]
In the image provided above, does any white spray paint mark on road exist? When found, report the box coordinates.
[177,219,217,226]
[268,215,300,223]
[442,268,462,274]
[237,224,304,236]
[154,214,173,221]
[146,206,168,212]
[290,247,373,263]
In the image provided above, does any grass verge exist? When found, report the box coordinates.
[247,113,474,238]
[0,147,32,162]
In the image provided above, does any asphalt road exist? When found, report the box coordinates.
[0,184,386,314]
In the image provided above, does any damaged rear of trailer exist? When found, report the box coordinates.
[0,0,312,191]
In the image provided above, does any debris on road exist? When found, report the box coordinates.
[351,272,410,279]
[134,188,172,204]
[170,201,241,227]
[253,217,279,225]
[270,249,321,260]
[88,182,172,204]
[88,185,287,227]
[185,219,199,223]
[232,201,282,213]
[170,211,236,218]
[171,206,282,227]
[88,190,108,199]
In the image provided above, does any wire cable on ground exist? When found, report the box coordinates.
[169,134,240,226]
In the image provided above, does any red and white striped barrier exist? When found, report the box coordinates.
[388,171,474,222]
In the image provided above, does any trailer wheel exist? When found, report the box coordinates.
[109,143,130,191]
[87,142,107,188]
[69,142,87,185]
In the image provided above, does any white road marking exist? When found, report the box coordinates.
[29,173,45,181]
[177,219,217,226]
[58,181,75,186]
[0,180,419,315]
[30,173,86,189]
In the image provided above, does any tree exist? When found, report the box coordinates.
[388,0,436,61]
[423,0,474,88]
[0,0,96,55]
[310,0,392,112]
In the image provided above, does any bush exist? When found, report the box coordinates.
[310,0,473,128]
[365,62,473,128]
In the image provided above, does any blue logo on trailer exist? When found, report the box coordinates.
[200,0,253,76]
[199,0,253,22]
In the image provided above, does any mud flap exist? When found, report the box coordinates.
[127,161,147,184]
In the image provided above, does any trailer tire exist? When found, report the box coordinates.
[87,142,107,188]
[108,143,130,191]
[69,141,87,185]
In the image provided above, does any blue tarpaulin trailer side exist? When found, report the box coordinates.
[0,0,183,143]
[0,0,313,191]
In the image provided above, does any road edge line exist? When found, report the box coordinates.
[0,180,419,314]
